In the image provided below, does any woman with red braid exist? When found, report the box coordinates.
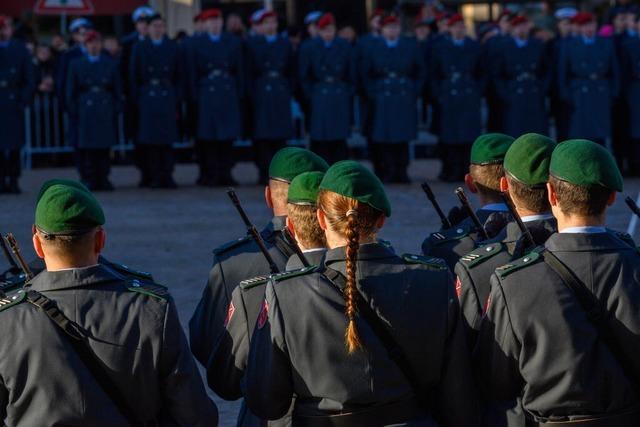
[244,160,478,426]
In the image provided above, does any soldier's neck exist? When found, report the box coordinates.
[556,214,606,232]
[44,255,100,272]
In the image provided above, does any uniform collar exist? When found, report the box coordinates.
[522,213,554,223]
[324,242,395,266]
[501,217,557,243]
[481,203,509,212]
[0,40,9,48]
[151,37,163,46]
[285,248,326,271]
[545,231,626,252]
[513,36,528,48]
[452,38,465,47]
[385,38,399,48]
[27,264,121,292]
[560,226,606,234]
[581,35,596,45]
[208,33,222,42]
[265,34,278,43]
[86,54,101,63]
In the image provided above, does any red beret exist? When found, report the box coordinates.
[317,13,335,29]
[200,8,222,21]
[381,14,400,27]
[371,9,385,19]
[572,12,595,25]
[0,15,8,28]
[84,30,101,43]
[447,13,464,26]
[258,10,277,23]
[510,15,529,26]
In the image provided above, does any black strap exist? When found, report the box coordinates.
[25,290,143,425]
[542,251,640,396]
[322,268,425,401]
[272,230,297,260]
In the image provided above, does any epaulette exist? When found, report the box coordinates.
[495,247,544,279]
[126,279,170,301]
[378,239,394,251]
[270,265,319,284]
[239,274,270,291]
[460,243,504,269]
[427,225,471,246]
[609,229,636,248]
[0,289,27,312]
[213,235,252,255]
[402,254,448,270]
[105,261,153,281]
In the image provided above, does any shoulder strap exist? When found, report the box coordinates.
[541,250,640,395]
[322,267,425,401]
[25,290,144,426]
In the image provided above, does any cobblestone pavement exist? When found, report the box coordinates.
[1,160,638,426]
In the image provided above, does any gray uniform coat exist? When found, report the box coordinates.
[189,216,293,367]
[476,232,640,426]
[244,243,479,426]
[0,264,217,426]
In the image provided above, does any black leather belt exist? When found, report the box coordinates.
[293,398,426,427]
[527,410,640,427]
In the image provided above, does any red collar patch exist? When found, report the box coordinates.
[455,276,462,299]
[258,300,269,329]
[224,302,236,328]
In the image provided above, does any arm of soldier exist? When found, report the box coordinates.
[540,44,553,94]
[453,261,483,335]
[427,47,440,100]
[235,39,246,99]
[184,42,198,103]
[557,44,571,104]
[206,286,250,400]
[0,375,7,420]
[609,40,621,99]
[188,258,231,366]
[286,42,297,94]
[361,48,376,99]
[160,298,219,426]
[128,43,140,103]
[414,42,427,96]
[347,44,358,96]
[492,51,509,103]
[473,273,524,402]
[433,271,480,427]
[112,61,124,113]
[244,281,294,420]
[297,42,312,100]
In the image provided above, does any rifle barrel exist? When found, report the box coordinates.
[625,196,640,218]
[5,234,34,280]
[421,182,452,229]
[501,193,535,248]
[455,187,489,240]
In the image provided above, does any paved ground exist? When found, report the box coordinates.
[1,159,639,425]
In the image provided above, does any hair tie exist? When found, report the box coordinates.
[346,209,358,217]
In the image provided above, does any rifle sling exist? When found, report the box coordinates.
[25,290,143,425]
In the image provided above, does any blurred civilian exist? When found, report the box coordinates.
[34,44,55,93]
[103,35,121,59]
[338,25,357,44]
[226,13,246,38]
[50,32,67,53]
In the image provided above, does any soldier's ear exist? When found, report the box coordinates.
[606,191,616,207]
[547,182,558,207]
[265,185,274,210]
[285,217,296,238]
[375,215,385,230]
[317,209,328,231]
[499,176,509,193]
[94,228,106,255]
[32,232,45,260]
[465,173,477,194]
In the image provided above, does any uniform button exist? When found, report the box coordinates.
[457,228,464,234]
[523,257,530,263]
[411,255,418,260]
[485,246,493,252]
[132,280,141,287]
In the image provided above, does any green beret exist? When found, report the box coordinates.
[35,183,105,235]
[550,139,623,192]
[288,171,325,206]
[470,133,515,165]
[36,179,89,204]
[319,160,391,217]
[504,133,557,186]
[268,147,329,183]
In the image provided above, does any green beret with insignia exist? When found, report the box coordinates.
[269,147,329,183]
[470,133,515,165]
[35,183,105,235]
[504,133,557,186]
[288,171,325,206]
[319,160,391,217]
[550,139,623,192]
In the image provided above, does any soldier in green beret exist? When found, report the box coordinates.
[422,133,515,271]
[208,170,328,426]
[0,181,218,424]
[189,147,329,372]
[476,139,640,426]
[454,133,557,344]
[244,160,478,426]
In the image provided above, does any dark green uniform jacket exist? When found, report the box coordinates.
[190,216,293,367]
[0,264,217,426]
[245,243,479,426]
[422,207,512,271]
[475,231,640,426]
[208,249,326,427]
[454,217,557,338]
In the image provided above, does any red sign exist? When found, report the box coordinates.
[34,0,94,15]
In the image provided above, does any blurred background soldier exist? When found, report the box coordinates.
[66,30,122,191]
[299,13,354,165]
[56,18,91,149]
[246,10,295,185]
[494,15,550,137]
[0,15,35,194]
[120,6,153,187]
[187,8,243,186]
[484,9,514,133]
[611,6,633,174]
[621,12,640,175]
[129,13,181,189]
[363,14,426,183]
[550,7,577,142]
[559,12,619,145]
[430,14,484,182]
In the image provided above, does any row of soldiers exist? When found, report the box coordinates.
[1,133,639,425]
[4,4,640,192]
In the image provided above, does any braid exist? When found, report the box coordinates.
[344,211,362,354]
